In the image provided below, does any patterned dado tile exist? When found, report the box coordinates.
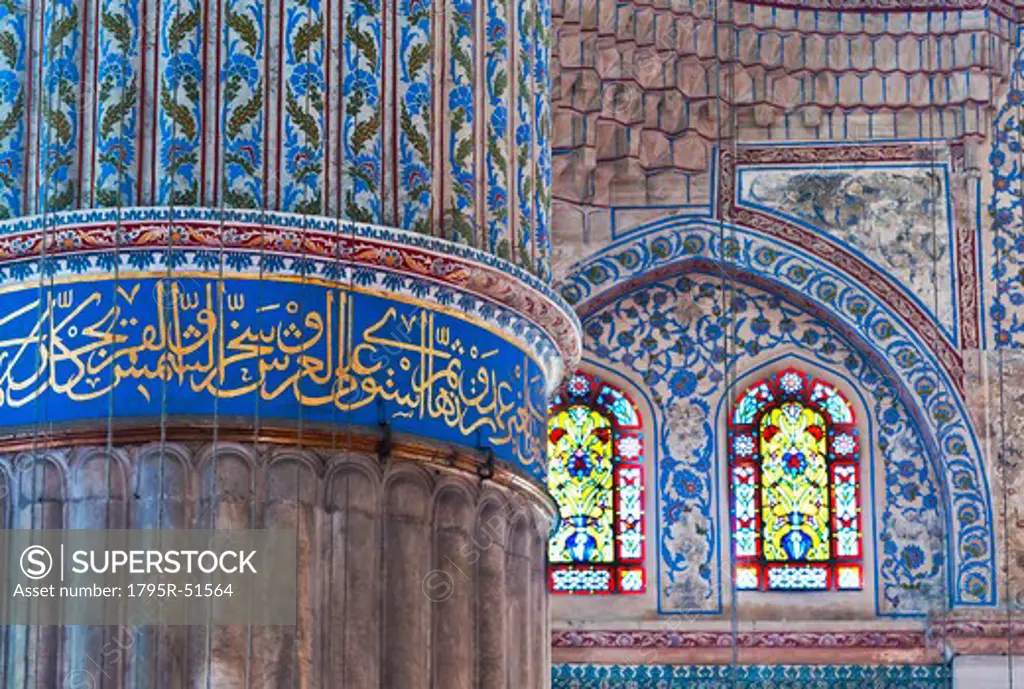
[552,663,951,688]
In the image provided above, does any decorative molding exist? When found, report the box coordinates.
[0,209,586,484]
[552,629,933,650]
[0,207,582,379]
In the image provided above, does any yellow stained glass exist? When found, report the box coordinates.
[759,402,830,562]
[547,405,615,564]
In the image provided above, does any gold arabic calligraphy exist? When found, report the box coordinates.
[0,280,545,460]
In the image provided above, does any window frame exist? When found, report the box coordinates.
[728,367,863,592]
[547,371,646,595]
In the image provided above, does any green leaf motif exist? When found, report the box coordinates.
[0,90,24,143]
[96,187,122,207]
[493,70,507,99]
[407,42,429,79]
[345,16,377,68]
[227,86,263,139]
[400,101,430,165]
[183,79,201,104]
[351,111,380,155]
[450,108,465,133]
[293,16,323,56]
[451,40,472,81]
[170,185,198,205]
[293,195,322,215]
[43,152,73,179]
[226,9,258,54]
[487,134,507,176]
[58,81,78,107]
[345,193,374,223]
[224,151,257,177]
[453,180,471,204]
[224,75,240,104]
[446,206,474,245]
[286,87,321,149]
[99,150,127,171]
[168,9,200,52]
[355,0,378,16]
[160,83,197,140]
[166,150,198,175]
[46,182,74,211]
[47,6,78,54]
[0,32,18,68]
[100,82,137,139]
[455,136,473,169]
[224,188,258,209]
[101,10,133,53]
[451,10,471,33]
[345,89,364,117]
[517,145,528,168]
[44,107,72,144]
[348,158,378,192]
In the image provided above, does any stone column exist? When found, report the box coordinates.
[431,484,475,688]
[63,451,127,689]
[0,200,574,689]
[125,447,190,689]
[1,442,554,689]
[7,456,63,689]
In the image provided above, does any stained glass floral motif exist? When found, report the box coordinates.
[548,371,645,594]
[760,403,830,563]
[729,367,862,591]
[548,407,615,563]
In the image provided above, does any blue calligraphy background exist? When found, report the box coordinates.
[0,276,548,481]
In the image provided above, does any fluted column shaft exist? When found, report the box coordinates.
[0,442,553,689]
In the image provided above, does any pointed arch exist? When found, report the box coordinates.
[558,217,995,607]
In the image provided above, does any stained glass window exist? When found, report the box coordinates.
[548,372,645,594]
[729,367,862,591]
